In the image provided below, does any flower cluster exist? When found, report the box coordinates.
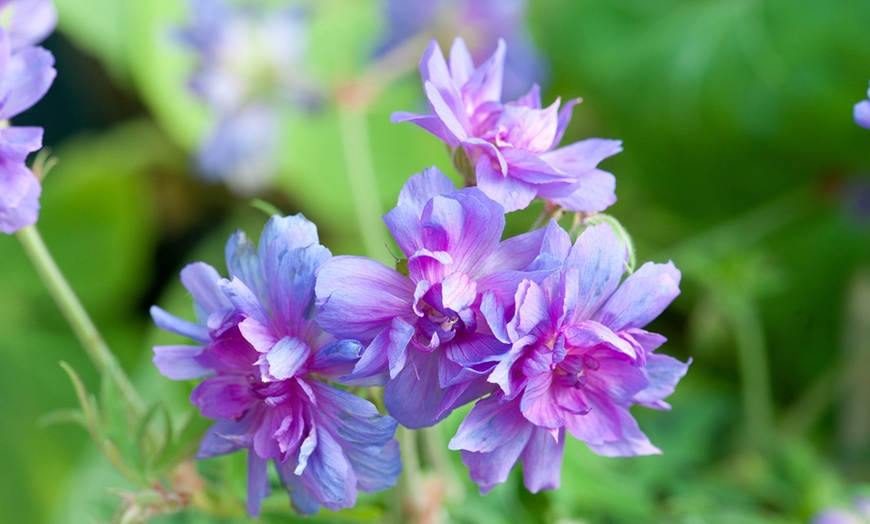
[151,215,400,516]
[154,36,686,514]
[0,0,56,234]
[179,0,316,193]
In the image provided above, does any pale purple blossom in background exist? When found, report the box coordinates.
[855,82,870,130]
[377,0,545,100]
[0,25,56,234]
[315,167,562,428]
[151,215,400,516]
[0,0,57,50]
[392,38,621,213]
[180,0,315,193]
[449,223,688,493]
[812,496,870,524]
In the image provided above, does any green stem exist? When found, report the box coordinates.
[397,426,423,519]
[722,295,775,449]
[17,225,143,414]
[337,108,391,262]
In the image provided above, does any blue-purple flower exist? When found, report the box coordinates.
[449,223,688,493]
[0,26,56,234]
[315,167,560,428]
[0,0,57,50]
[180,0,315,192]
[151,215,400,516]
[855,82,870,130]
[377,0,545,100]
[392,38,621,213]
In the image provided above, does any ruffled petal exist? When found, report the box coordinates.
[521,426,564,492]
[383,350,450,428]
[315,256,414,342]
[632,354,690,409]
[562,223,626,323]
[191,375,257,419]
[152,344,210,380]
[474,152,537,212]
[246,451,270,517]
[179,262,230,317]
[594,261,681,332]
[0,45,56,120]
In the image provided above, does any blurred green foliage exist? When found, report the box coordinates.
[3,0,870,522]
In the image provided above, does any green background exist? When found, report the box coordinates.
[2,0,870,521]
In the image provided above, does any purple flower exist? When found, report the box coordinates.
[813,496,870,524]
[315,167,560,428]
[180,0,315,192]
[151,215,400,516]
[855,82,870,130]
[377,0,545,100]
[0,0,57,50]
[392,38,621,213]
[0,27,56,234]
[449,223,688,493]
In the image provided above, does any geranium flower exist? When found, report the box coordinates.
[449,223,688,493]
[315,167,561,428]
[180,0,316,192]
[0,27,55,234]
[151,215,400,516]
[392,38,621,213]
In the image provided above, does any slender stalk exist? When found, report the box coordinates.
[397,426,423,519]
[723,295,775,449]
[337,108,391,262]
[17,225,143,413]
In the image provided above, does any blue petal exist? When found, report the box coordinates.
[152,344,210,380]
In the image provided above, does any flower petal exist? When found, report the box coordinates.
[521,426,564,492]
[315,255,414,342]
[594,261,681,332]
[152,344,210,380]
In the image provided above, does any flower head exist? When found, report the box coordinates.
[151,215,400,516]
[392,38,621,213]
[0,26,56,234]
[449,223,688,493]
[315,167,561,428]
[180,0,315,192]
[377,0,545,100]
[855,81,870,130]
[0,0,57,50]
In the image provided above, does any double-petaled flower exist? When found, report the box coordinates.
[151,215,400,516]
[392,37,621,213]
[315,167,561,428]
[449,223,689,493]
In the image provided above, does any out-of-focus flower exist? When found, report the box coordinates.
[0,0,57,50]
[0,27,56,234]
[449,223,688,493]
[151,215,400,516]
[315,167,561,428]
[855,82,870,130]
[392,38,620,213]
[180,0,316,192]
[377,0,545,100]
[812,496,870,524]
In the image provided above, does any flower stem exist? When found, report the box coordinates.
[337,108,391,262]
[16,225,143,414]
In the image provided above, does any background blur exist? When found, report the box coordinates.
[2,0,870,522]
